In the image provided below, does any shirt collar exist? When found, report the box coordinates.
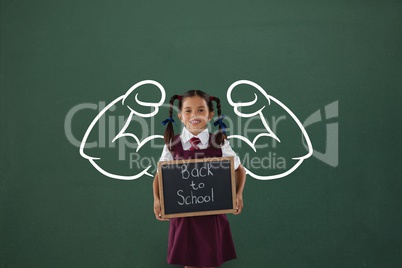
[181,127,209,145]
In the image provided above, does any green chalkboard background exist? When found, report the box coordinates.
[1,0,402,267]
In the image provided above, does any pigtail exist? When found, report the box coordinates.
[163,95,181,151]
[210,96,227,147]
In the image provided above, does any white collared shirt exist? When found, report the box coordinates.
[159,127,241,170]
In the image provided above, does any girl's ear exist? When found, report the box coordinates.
[208,111,215,121]
[177,112,183,122]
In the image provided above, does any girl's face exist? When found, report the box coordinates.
[178,96,214,136]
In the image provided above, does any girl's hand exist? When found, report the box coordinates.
[233,164,246,215]
[154,198,169,221]
[233,194,244,215]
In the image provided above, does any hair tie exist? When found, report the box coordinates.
[210,96,214,101]
[213,114,227,135]
[177,95,182,100]
[162,117,179,128]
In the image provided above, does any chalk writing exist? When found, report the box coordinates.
[181,163,214,180]
[177,188,215,205]
[177,164,215,206]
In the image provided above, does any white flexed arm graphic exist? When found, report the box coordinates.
[227,80,313,180]
[80,80,165,180]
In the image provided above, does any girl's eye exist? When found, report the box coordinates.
[199,109,204,112]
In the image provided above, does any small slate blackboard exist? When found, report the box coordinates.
[157,156,236,218]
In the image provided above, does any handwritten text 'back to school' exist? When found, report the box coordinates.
[177,163,216,206]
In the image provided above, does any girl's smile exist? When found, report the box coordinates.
[189,119,201,125]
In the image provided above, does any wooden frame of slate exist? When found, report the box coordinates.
[157,156,236,218]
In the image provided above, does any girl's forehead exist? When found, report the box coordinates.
[181,96,208,108]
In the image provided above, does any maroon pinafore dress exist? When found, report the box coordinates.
[167,134,237,267]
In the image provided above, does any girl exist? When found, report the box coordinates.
[153,90,246,268]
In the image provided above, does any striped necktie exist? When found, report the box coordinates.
[189,137,201,150]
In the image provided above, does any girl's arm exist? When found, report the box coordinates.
[153,144,172,221]
[153,173,168,221]
[233,163,246,215]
